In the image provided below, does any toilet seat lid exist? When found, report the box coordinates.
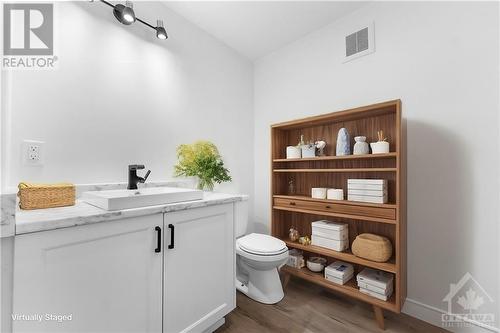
[238,233,287,256]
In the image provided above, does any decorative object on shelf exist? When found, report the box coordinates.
[311,187,327,199]
[287,249,305,269]
[18,182,75,210]
[347,179,388,204]
[286,146,301,159]
[336,127,351,156]
[298,236,311,246]
[288,179,296,195]
[174,141,231,191]
[301,143,316,158]
[306,257,327,272]
[357,268,394,301]
[315,140,327,156]
[353,136,369,155]
[370,130,390,154]
[289,227,300,242]
[352,233,393,262]
[298,134,306,146]
[311,220,349,251]
[327,188,344,200]
[325,261,354,285]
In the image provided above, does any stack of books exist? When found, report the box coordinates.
[324,261,354,285]
[357,268,393,301]
[347,179,388,204]
[311,220,349,252]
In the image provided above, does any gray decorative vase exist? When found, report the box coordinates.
[336,128,351,156]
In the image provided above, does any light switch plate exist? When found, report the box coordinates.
[23,140,44,166]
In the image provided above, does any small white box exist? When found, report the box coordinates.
[356,268,394,290]
[301,145,316,158]
[347,194,388,204]
[286,146,301,159]
[311,188,327,199]
[327,188,344,200]
[312,234,349,251]
[311,220,348,241]
[325,261,354,279]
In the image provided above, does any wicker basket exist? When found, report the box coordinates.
[18,182,75,210]
[352,233,393,263]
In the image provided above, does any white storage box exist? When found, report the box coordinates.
[356,268,394,290]
[359,288,391,301]
[325,261,354,279]
[311,220,348,241]
[311,234,348,251]
[358,281,393,296]
[347,194,388,204]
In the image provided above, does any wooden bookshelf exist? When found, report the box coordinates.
[270,100,406,330]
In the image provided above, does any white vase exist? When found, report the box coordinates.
[370,141,390,154]
[353,136,369,155]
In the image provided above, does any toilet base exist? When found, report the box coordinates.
[235,265,284,304]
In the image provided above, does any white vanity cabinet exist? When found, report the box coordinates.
[163,204,235,333]
[12,202,237,333]
[12,214,164,333]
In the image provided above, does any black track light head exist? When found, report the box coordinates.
[156,20,168,40]
[113,1,135,25]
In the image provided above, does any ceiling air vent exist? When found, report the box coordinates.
[343,23,375,63]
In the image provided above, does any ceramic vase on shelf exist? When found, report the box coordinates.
[336,128,350,156]
[353,136,369,155]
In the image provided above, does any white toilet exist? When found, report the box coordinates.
[234,201,289,304]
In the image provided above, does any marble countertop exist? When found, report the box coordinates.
[16,192,247,235]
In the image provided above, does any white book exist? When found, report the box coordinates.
[348,189,387,197]
[347,179,387,185]
[348,183,387,191]
[348,194,388,204]
[359,288,391,301]
[357,281,393,296]
[325,261,354,279]
[325,273,353,285]
[357,268,394,290]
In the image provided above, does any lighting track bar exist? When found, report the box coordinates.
[98,0,168,40]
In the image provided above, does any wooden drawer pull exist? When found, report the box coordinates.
[289,202,296,206]
[325,205,331,209]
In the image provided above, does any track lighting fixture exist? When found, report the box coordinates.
[98,1,168,40]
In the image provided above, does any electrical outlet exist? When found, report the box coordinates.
[23,140,44,166]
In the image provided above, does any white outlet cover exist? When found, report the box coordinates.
[23,140,44,166]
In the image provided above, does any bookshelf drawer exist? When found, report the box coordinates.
[273,197,396,220]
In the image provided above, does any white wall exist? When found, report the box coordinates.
[1,1,254,200]
[254,1,499,331]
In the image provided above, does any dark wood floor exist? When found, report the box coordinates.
[216,277,449,333]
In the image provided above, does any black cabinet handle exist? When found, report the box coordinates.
[168,224,175,249]
[155,226,161,253]
[289,202,296,206]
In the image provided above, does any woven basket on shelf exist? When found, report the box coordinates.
[18,182,75,210]
[352,233,393,263]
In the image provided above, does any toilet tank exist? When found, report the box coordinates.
[234,200,249,238]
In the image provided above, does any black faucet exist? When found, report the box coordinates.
[127,164,151,190]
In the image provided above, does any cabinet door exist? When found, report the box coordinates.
[164,204,235,333]
[13,214,163,333]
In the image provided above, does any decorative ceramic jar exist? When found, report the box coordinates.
[336,128,350,156]
[353,136,369,155]
[370,141,390,154]
[301,144,316,158]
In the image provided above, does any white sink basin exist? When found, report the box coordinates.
[82,187,204,211]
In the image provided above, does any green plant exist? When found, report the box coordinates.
[174,141,232,191]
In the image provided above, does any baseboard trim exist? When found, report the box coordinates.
[403,298,499,333]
